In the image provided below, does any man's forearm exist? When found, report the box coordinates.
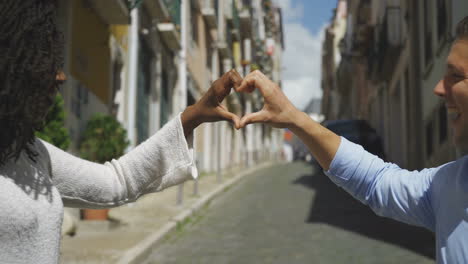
[289,111,341,170]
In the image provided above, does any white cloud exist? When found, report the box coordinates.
[274,0,304,21]
[275,0,327,110]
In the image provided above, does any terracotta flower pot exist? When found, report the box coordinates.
[82,209,109,221]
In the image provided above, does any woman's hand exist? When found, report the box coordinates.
[181,69,243,137]
[236,70,300,129]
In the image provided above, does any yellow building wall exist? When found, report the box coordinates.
[110,25,129,51]
[70,0,111,104]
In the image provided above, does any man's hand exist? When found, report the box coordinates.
[237,70,300,129]
[181,69,243,137]
[237,70,341,170]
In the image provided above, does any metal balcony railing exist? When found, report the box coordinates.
[232,0,240,30]
[218,23,233,59]
[156,0,182,51]
[203,0,219,17]
[127,0,144,10]
[202,0,218,29]
[163,0,181,26]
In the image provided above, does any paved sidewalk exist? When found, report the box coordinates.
[59,162,273,264]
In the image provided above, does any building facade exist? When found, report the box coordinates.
[55,0,284,182]
[321,0,468,169]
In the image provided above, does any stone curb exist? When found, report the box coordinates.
[117,162,272,264]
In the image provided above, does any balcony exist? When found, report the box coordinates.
[218,21,234,58]
[231,1,241,41]
[144,0,181,24]
[224,0,233,21]
[239,8,252,37]
[144,0,170,21]
[202,0,218,29]
[143,0,181,51]
[158,23,181,51]
[217,40,231,59]
[90,0,130,24]
[218,37,231,58]
[369,6,405,81]
[349,24,374,57]
[164,0,181,26]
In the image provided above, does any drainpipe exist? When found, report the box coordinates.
[179,0,188,110]
[177,0,188,205]
[127,8,139,149]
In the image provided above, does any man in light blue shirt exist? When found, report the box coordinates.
[236,16,468,264]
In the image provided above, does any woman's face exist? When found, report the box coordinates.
[56,71,67,82]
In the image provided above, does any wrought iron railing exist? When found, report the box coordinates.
[203,0,219,22]
[232,0,240,29]
[163,0,181,26]
[127,0,144,10]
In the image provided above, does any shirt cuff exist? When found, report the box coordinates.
[175,112,198,180]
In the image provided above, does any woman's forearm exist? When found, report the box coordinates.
[288,111,341,170]
[181,105,201,138]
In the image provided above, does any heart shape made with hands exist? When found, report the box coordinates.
[208,69,295,130]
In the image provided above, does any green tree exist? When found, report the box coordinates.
[36,93,71,150]
[79,114,130,163]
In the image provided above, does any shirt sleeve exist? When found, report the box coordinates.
[39,113,198,209]
[324,137,438,231]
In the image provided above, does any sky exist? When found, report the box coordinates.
[273,0,337,110]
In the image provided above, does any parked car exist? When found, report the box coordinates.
[291,133,310,162]
[322,119,385,159]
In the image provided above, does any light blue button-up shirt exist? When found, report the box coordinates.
[325,137,468,263]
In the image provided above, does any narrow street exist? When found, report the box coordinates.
[143,162,435,264]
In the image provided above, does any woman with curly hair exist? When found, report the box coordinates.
[0,1,242,262]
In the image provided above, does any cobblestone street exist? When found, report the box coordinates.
[143,162,435,264]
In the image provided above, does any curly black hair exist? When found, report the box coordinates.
[456,16,468,40]
[0,0,64,165]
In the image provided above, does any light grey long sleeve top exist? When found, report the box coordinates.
[0,114,197,264]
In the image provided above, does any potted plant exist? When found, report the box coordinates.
[79,113,129,220]
[36,93,71,150]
